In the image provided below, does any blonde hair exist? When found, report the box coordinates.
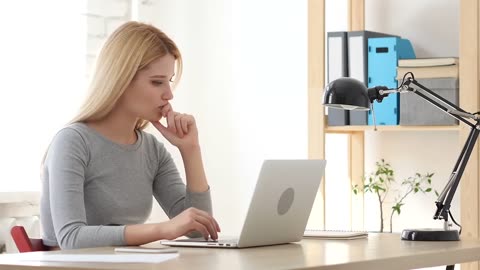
[71,21,182,130]
[41,22,182,167]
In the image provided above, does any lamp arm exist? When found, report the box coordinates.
[434,126,480,223]
[368,76,480,226]
[403,78,480,224]
[405,79,477,128]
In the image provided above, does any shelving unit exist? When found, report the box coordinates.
[308,1,480,269]
[325,125,460,133]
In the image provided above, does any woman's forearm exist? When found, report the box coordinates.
[180,145,209,193]
[124,223,167,246]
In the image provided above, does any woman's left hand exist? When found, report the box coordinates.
[151,110,199,151]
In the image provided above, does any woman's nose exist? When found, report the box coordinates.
[164,86,173,100]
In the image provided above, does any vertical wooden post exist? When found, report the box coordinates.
[460,0,480,269]
[349,132,365,230]
[348,0,365,31]
[307,0,326,229]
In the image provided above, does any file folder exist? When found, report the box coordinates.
[368,37,415,125]
[327,31,349,126]
[347,31,398,125]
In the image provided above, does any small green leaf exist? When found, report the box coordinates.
[425,188,432,192]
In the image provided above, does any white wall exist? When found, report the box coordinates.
[365,0,459,58]
[86,0,132,80]
[138,0,308,235]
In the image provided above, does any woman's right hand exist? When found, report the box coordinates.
[160,207,221,240]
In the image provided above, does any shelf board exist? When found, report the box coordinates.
[325,125,460,133]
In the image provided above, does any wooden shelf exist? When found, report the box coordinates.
[308,1,480,267]
[325,125,460,133]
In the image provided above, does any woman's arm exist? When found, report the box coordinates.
[45,128,125,249]
[180,145,209,193]
[150,110,221,239]
[125,207,219,244]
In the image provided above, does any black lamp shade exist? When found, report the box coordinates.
[323,77,370,111]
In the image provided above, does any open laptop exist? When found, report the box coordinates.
[161,159,326,248]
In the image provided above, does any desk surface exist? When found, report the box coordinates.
[1,233,480,270]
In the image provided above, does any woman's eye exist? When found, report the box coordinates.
[152,81,163,86]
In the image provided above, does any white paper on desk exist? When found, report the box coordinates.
[1,253,179,264]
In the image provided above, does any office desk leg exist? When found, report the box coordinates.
[446,265,454,270]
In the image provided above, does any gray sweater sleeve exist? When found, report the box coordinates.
[152,143,212,218]
[46,129,125,249]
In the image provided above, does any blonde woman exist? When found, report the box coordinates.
[40,21,220,250]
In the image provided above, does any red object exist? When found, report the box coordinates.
[10,226,47,252]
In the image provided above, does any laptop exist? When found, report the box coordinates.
[161,159,326,248]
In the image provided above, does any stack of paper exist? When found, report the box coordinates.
[303,230,368,240]
[0,253,179,264]
[397,57,459,79]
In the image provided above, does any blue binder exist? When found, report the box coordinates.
[347,31,398,125]
[367,37,415,125]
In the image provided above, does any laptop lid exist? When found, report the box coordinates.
[236,159,326,248]
[161,159,326,248]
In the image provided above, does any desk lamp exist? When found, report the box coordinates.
[323,72,479,241]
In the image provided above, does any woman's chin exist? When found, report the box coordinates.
[152,115,164,122]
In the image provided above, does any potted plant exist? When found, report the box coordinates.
[353,159,437,233]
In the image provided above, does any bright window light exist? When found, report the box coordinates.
[0,1,86,191]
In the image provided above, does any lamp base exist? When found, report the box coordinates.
[401,228,460,241]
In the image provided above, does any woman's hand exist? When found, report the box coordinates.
[151,105,199,151]
[160,207,221,240]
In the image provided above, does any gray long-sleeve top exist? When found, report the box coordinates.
[40,122,212,249]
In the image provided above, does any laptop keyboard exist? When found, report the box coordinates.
[174,237,238,244]
[174,238,218,243]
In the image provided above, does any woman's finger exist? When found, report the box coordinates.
[181,114,189,134]
[167,110,176,133]
[192,208,221,233]
[213,217,221,232]
[194,215,218,240]
[151,121,176,142]
[192,221,210,240]
[174,114,184,138]
[161,103,171,117]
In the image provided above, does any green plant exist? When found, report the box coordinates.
[353,159,437,233]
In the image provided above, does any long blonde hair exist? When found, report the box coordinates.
[41,22,182,167]
[72,21,182,130]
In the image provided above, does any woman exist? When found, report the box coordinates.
[40,21,220,250]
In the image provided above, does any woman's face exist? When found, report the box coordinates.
[119,54,175,122]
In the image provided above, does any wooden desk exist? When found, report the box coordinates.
[1,233,480,270]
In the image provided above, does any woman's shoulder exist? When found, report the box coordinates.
[52,123,89,143]
[45,123,91,164]
[47,123,96,155]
